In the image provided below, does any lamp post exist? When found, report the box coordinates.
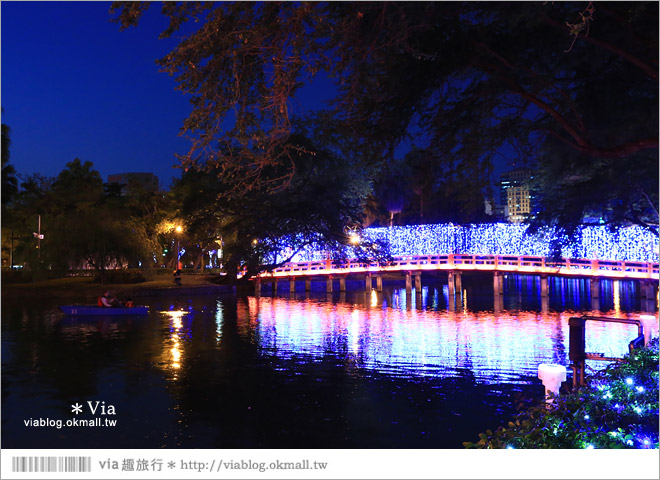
[175,225,183,270]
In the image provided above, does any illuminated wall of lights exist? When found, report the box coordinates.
[287,223,658,263]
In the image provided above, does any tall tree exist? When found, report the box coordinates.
[111,1,658,232]
[171,132,381,282]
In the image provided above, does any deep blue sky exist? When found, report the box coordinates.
[1,1,343,190]
[2,1,196,188]
[2,1,510,192]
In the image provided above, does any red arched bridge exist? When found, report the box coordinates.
[253,253,659,300]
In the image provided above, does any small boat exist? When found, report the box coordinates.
[59,305,149,316]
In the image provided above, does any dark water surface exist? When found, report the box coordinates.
[2,275,657,449]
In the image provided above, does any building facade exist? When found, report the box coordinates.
[499,169,534,224]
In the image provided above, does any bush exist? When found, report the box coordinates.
[464,338,659,449]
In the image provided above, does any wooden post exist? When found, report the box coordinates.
[339,276,346,292]
[326,275,333,293]
[455,271,462,292]
[376,275,383,292]
[365,273,372,291]
[289,277,296,293]
[305,278,311,292]
[255,277,262,296]
[274,279,279,293]
[414,272,421,293]
[568,316,586,388]
[405,272,412,295]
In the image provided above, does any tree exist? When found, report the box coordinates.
[45,203,158,281]
[4,159,160,279]
[1,117,18,210]
[171,132,381,283]
[111,1,658,233]
[51,158,104,211]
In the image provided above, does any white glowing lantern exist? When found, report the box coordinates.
[538,364,567,404]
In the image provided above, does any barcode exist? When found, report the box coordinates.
[12,456,92,473]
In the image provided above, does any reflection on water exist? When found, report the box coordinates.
[1,275,657,449]
[248,285,656,383]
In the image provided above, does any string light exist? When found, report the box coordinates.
[286,223,658,263]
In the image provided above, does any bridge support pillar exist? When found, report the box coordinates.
[455,271,462,293]
[255,277,262,296]
[339,276,346,292]
[376,275,383,292]
[290,277,296,293]
[326,275,333,293]
[274,279,280,293]
[414,272,422,293]
[590,277,600,299]
[540,274,549,298]
[640,280,655,300]
[448,291,456,311]
[493,272,503,296]
[494,294,503,313]
[541,294,549,313]
[365,273,372,291]
[448,271,456,297]
[305,278,311,292]
[640,281,658,312]
[405,272,412,295]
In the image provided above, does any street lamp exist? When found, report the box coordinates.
[175,225,183,269]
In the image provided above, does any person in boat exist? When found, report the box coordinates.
[98,291,121,308]
[123,298,135,308]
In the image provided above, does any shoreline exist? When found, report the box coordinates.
[1,275,239,300]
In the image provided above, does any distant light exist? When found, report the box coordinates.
[626,378,634,385]
[585,444,594,449]
[175,225,183,233]
[584,414,590,420]
[636,386,644,393]
[349,234,360,245]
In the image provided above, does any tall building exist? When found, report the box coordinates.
[499,169,534,224]
[107,172,159,195]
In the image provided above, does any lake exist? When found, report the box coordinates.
[1,274,656,449]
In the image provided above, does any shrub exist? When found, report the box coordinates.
[464,338,659,449]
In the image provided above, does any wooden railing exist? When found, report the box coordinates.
[256,254,658,280]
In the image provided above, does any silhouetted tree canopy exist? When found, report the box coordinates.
[171,131,382,281]
[111,1,658,232]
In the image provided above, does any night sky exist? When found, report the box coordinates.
[2,2,505,191]
[2,2,343,190]
[1,1,202,189]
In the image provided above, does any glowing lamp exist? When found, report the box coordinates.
[639,315,658,344]
[538,364,567,404]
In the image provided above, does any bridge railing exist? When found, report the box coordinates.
[259,254,658,280]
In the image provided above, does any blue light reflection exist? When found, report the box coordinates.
[246,297,656,383]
